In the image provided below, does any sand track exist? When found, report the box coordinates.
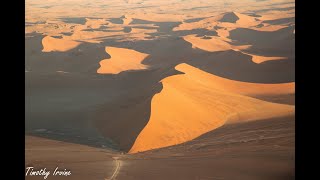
[106,157,121,180]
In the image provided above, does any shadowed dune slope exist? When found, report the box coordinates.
[229,26,295,57]
[129,63,294,153]
[97,47,149,74]
[188,50,295,83]
[42,36,82,52]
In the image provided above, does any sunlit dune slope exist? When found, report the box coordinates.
[129,63,294,153]
[183,35,250,52]
[239,51,288,64]
[175,63,294,96]
[97,47,149,74]
[42,36,82,52]
[217,12,259,27]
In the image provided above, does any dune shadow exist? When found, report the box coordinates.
[188,50,295,83]
[262,17,295,25]
[25,33,109,74]
[58,17,87,25]
[108,18,123,24]
[184,17,208,23]
[229,26,295,57]
[253,6,295,13]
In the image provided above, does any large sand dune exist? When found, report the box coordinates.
[129,63,294,153]
[97,47,149,74]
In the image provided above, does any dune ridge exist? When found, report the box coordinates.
[129,63,294,153]
[97,47,149,74]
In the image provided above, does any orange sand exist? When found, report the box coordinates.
[129,63,294,153]
[42,36,82,52]
[183,35,251,52]
[97,47,149,74]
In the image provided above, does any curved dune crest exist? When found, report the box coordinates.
[129,63,294,153]
[97,47,149,74]
[42,36,82,52]
[174,63,294,96]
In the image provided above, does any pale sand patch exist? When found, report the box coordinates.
[97,47,149,74]
[183,34,251,52]
[42,36,82,52]
[129,63,294,153]
[239,51,288,64]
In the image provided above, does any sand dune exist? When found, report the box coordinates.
[175,63,294,96]
[27,115,294,180]
[42,36,82,52]
[97,47,149,74]
[174,12,259,32]
[129,63,294,153]
[183,34,250,52]
[216,12,259,27]
[123,116,294,180]
[85,18,107,29]
[239,51,288,64]
[121,15,133,25]
[173,11,293,47]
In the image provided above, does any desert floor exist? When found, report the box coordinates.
[26,0,295,179]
